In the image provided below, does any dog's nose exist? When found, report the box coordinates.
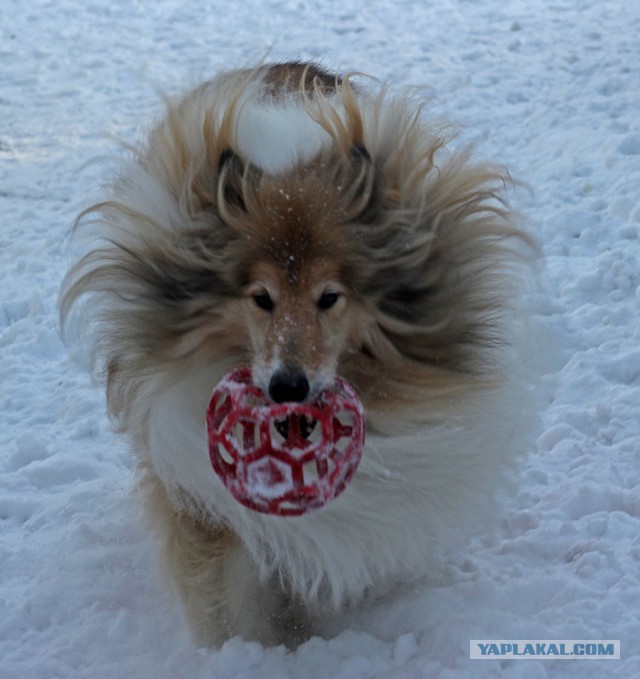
[268,369,310,403]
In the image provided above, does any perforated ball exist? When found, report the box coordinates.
[206,368,365,516]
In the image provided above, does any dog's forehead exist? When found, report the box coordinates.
[250,250,341,291]
[261,175,329,221]
[257,184,338,253]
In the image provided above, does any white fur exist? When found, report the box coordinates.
[235,102,335,173]
[145,355,536,611]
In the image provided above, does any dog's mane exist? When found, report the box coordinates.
[60,63,535,428]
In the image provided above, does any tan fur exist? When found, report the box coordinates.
[138,466,236,644]
[139,464,312,646]
[60,62,538,647]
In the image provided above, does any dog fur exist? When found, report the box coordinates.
[60,61,538,647]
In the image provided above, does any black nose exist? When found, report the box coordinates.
[268,369,310,403]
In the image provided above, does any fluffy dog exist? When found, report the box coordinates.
[61,61,538,647]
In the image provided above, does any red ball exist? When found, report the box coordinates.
[206,368,365,516]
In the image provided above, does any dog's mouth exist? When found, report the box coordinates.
[274,414,318,441]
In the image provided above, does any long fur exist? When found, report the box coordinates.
[61,62,539,646]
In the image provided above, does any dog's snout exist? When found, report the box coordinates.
[268,369,310,403]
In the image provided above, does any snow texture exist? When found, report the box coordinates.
[1,0,639,677]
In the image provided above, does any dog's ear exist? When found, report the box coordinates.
[343,142,377,222]
[218,148,238,173]
[351,142,371,164]
[217,148,249,215]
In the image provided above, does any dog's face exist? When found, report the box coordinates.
[243,254,357,403]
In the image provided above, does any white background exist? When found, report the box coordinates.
[1,0,639,677]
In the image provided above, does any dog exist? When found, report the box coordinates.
[60,61,538,647]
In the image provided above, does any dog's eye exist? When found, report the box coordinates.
[253,292,274,312]
[317,291,340,310]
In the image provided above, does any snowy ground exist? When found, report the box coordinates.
[1,0,639,676]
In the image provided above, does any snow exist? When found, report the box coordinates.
[1,0,639,676]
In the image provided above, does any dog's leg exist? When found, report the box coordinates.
[221,538,314,648]
[139,467,311,647]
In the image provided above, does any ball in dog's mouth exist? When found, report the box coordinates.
[206,368,365,516]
